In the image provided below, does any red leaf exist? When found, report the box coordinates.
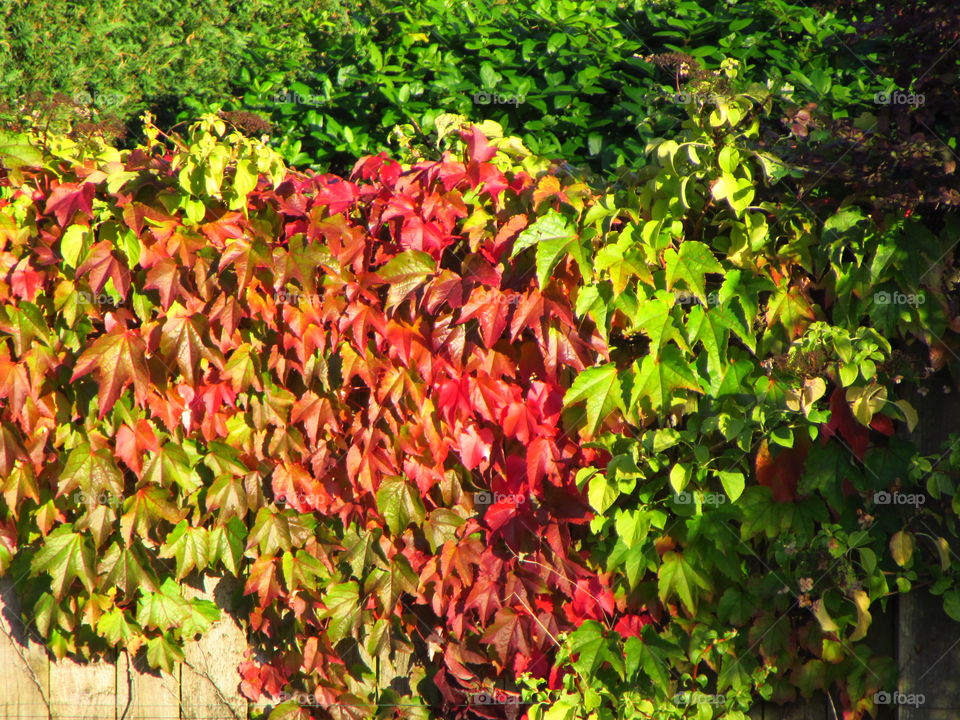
[45,182,95,226]
[457,423,493,470]
[71,329,150,418]
[75,241,131,299]
[459,126,497,163]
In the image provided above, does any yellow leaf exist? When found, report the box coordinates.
[848,590,872,642]
[890,530,914,567]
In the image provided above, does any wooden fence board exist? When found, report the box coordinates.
[48,656,115,720]
[0,578,50,720]
[116,650,181,720]
[181,576,247,720]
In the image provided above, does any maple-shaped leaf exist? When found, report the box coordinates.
[223,343,263,393]
[480,607,531,668]
[75,240,131,299]
[290,391,336,447]
[422,509,466,555]
[143,257,182,310]
[206,474,250,521]
[511,210,591,288]
[71,329,150,417]
[10,257,43,301]
[244,555,282,607]
[457,286,509,348]
[45,181,95,226]
[318,581,361,643]
[160,304,224,385]
[364,555,418,611]
[376,477,426,535]
[0,301,52,357]
[145,632,185,673]
[115,419,160,476]
[460,126,498,163]
[96,607,142,647]
[765,279,817,339]
[142,444,203,494]
[457,423,494,470]
[137,577,191,631]
[281,549,328,593]
[98,541,158,597]
[563,363,626,436]
[247,508,315,555]
[2,461,40,513]
[685,304,739,379]
[180,598,220,638]
[377,250,436,311]
[657,551,712,614]
[629,345,702,414]
[119,486,186,545]
[57,442,124,500]
[208,517,247,574]
[567,620,625,681]
[30,525,96,600]
[627,293,684,353]
[593,238,653,293]
[159,520,210,580]
[664,240,723,305]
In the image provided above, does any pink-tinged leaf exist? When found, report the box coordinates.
[75,241,131,299]
[457,424,493,470]
[45,182,95,226]
[460,126,497,163]
[10,258,43,301]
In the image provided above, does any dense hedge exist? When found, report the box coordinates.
[2,91,960,720]
[0,0,322,129]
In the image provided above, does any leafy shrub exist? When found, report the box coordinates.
[0,0,324,129]
[202,0,889,176]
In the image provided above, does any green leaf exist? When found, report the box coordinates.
[568,621,624,681]
[60,225,88,268]
[319,581,361,642]
[630,345,702,414]
[58,443,124,500]
[96,608,141,647]
[615,509,650,549]
[664,241,723,304]
[657,551,711,614]
[943,589,960,622]
[588,472,619,515]
[137,578,190,631]
[378,250,436,311]
[30,526,96,600]
[145,632,184,673]
[563,363,625,436]
[717,471,745,502]
[510,211,590,287]
[376,477,426,535]
[159,521,210,580]
[628,294,682,353]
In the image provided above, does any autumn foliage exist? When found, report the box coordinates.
[0,121,652,717]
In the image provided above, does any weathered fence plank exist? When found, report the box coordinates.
[181,576,247,720]
[49,655,116,720]
[0,577,50,720]
[116,650,181,720]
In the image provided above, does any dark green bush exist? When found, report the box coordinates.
[196,0,891,175]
